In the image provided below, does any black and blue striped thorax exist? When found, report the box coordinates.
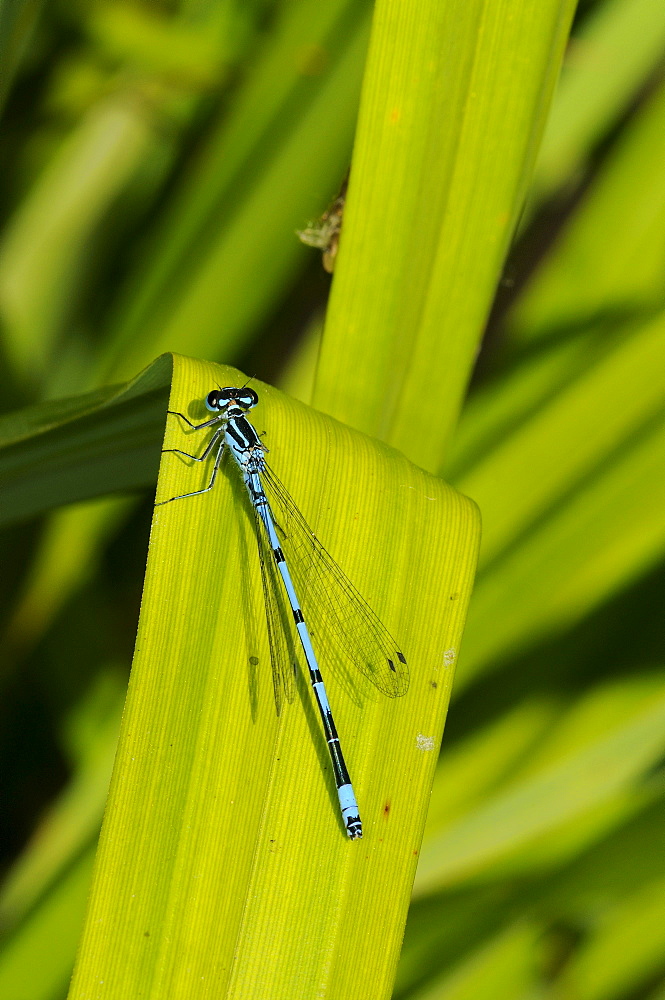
[225,413,265,473]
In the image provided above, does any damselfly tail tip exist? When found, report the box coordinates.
[340,787,362,838]
[347,818,362,840]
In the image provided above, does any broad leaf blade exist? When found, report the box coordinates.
[68,353,480,1000]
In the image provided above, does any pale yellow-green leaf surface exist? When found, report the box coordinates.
[316,0,576,468]
[69,354,480,1000]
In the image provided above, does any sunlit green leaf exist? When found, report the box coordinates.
[69,354,480,999]
[0,357,170,525]
[317,0,576,468]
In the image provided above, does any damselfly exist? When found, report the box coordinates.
[157,386,408,839]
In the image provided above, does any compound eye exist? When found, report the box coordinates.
[205,390,224,411]
[238,389,259,409]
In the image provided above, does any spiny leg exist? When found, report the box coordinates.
[163,424,226,465]
[166,409,223,433]
[157,428,227,505]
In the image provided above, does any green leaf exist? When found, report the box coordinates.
[0,846,96,1000]
[0,356,170,526]
[0,94,160,389]
[459,311,665,568]
[316,0,576,468]
[460,386,665,683]
[531,0,665,203]
[0,0,45,113]
[558,873,665,1000]
[68,353,480,999]
[415,677,665,895]
[406,922,542,1000]
[510,75,665,345]
[99,0,371,385]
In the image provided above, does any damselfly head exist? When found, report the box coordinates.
[205,386,259,413]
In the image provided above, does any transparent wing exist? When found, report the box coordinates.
[261,464,409,698]
[250,498,297,714]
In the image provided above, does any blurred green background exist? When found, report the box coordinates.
[1,0,665,998]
